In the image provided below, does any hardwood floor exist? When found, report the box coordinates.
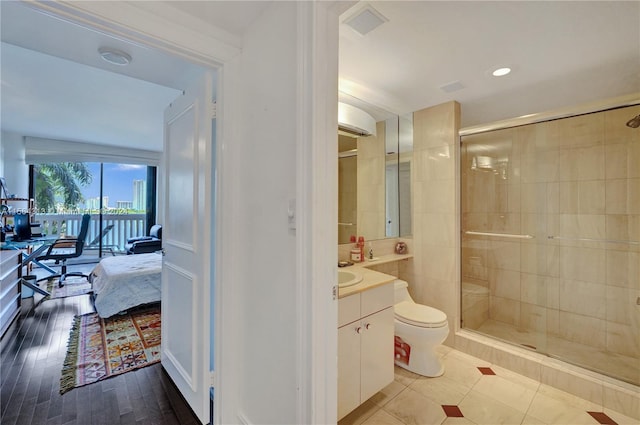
[0,274,202,425]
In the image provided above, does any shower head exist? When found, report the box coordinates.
[626,114,640,128]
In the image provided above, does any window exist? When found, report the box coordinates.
[31,162,156,260]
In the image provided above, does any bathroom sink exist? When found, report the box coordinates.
[338,270,363,288]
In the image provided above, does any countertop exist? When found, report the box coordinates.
[337,253,413,299]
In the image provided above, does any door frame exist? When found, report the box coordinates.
[26,1,340,424]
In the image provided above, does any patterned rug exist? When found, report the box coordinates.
[60,304,161,394]
[41,276,93,300]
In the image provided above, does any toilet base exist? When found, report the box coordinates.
[394,321,449,378]
[394,351,444,377]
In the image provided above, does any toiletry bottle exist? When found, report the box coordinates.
[357,236,365,262]
[350,247,361,263]
[350,235,361,262]
[368,242,373,260]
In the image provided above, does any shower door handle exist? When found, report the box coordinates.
[547,235,640,245]
[464,231,534,239]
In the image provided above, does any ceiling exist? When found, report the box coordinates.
[339,1,640,126]
[0,1,270,151]
[1,1,639,152]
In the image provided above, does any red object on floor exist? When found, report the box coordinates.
[441,405,464,417]
[477,366,496,375]
[587,412,618,425]
[394,335,411,365]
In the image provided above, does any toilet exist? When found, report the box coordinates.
[393,279,449,377]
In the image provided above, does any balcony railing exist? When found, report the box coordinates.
[34,213,147,254]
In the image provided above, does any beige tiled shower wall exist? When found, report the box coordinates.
[403,101,461,346]
[461,104,640,359]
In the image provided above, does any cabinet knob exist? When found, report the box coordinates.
[365,323,372,330]
[355,326,362,334]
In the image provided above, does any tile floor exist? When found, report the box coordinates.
[339,346,638,425]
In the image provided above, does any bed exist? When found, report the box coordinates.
[90,252,162,318]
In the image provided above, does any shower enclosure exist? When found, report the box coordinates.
[460,104,640,386]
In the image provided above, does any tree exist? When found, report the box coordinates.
[34,163,92,212]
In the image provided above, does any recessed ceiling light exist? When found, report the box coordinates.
[492,67,511,77]
[98,47,132,66]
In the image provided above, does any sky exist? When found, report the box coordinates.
[82,162,147,206]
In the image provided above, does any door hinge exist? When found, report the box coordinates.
[332,285,337,300]
[210,102,217,118]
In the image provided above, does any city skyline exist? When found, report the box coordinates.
[82,163,147,209]
[133,179,146,210]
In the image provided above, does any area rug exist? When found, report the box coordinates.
[60,303,161,394]
[41,276,93,300]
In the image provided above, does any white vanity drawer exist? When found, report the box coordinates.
[338,293,360,327]
[361,282,393,317]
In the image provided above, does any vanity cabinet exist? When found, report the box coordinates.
[338,282,394,420]
[0,250,22,338]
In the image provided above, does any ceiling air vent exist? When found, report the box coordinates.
[344,5,388,36]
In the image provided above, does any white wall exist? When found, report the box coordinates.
[231,3,300,422]
[221,3,340,422]
[0,131,29,198]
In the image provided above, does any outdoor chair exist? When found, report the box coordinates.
[85,224,116,256]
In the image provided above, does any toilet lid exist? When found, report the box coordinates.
[395,301,448,328]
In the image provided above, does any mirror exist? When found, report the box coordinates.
[383,113,413,240]
[338,109,413,244]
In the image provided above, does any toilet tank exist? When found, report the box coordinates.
[393,279,413,304]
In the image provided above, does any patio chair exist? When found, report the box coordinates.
[85,224,116,256]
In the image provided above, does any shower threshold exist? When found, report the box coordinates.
[469,319,639,387]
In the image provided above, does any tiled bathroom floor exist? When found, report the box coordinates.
[338,347,638,425]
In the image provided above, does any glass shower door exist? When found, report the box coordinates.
[460,125,549,356]
[461,104,640,386]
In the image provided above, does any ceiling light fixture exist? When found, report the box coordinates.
[98,47,132,66]
[492,67,511,77]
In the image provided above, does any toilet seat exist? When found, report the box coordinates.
[395,301,448,328]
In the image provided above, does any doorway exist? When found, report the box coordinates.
[1,2,216,423]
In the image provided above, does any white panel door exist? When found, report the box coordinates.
[162,72,214,424]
